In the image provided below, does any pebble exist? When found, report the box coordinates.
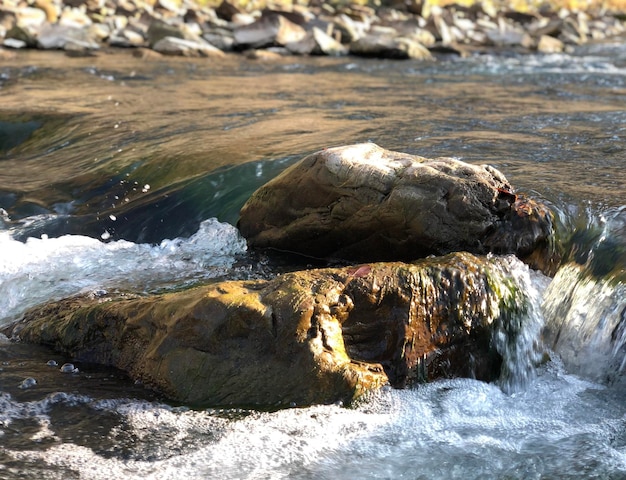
[0,0,623,59]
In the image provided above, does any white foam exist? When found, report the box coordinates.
[0,218,247,325]
[3,361,626,479]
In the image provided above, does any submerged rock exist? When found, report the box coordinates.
[239,143,558,274]
[5,252,533,408]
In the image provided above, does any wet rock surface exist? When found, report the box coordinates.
[0,0,624,58]
[239,143,559,274]
[3,252,529,408]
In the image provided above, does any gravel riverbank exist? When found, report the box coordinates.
[0,0,625,60]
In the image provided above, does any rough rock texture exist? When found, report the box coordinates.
[239,143,558,274]
[4,252,529,408]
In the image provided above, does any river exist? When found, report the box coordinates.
[0,44,625,478]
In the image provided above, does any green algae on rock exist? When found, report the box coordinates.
[5,252,539,408]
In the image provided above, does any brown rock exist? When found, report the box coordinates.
[537,34,564,53]
[5,253,529,407]
[239,144,559,274]
[233,12,306,48]
[147,19,185,47]
[152,36,225,57]
[350,32,431,59]
[33,0,58,23]
[312,27,348,56]
[216,0,242,22]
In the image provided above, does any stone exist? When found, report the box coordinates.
[216,0,242,21]
[0,10,17,33]
[109,27,146,47]
[147,19,186,47]
[238,143,559,274]
[152,36,225,57]
[485,18,531,46]
[350,32,431,59]
[536,34,563,53]
[33,0,58,23]
[37,23,100,50]
[285,31,317,55]
[59,7,92,28]
[332,13,367,43]
[433,13,455,45]
[15,7,47,30]
[5,25,37,48]
[411,27,436,47]
[4,252,531,408]
[312,26,348,56]
[202,27,235,51]
[233,12,306,49]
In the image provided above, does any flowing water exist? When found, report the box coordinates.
[0,44,625,478]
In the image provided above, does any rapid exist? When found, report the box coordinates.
[0,44,625,478]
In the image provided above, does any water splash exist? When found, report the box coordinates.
[543,264,626,384]
[0,218,247,326]
[488,256,550,394]
[542,207,626,384]
[2,360,625,480]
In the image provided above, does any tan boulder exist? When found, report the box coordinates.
[5,252,529,408]
[239,143,559,275]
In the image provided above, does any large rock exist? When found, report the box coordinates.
[4,252,532,408]
[239,143,558,274]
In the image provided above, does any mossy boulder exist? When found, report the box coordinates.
[238,143,559,275]
[5,252,532,408]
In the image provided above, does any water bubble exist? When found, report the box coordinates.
[60,363,78,374]
[101,231,111,240]
[142,184,150,193]
[46,360,58,367]
[18,377,37,389]
[109,215,117,221]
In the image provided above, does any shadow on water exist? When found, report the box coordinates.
[8,155,299,243]
[96,155,301,243]
[0,112,79,158]
[0,119,42,154]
